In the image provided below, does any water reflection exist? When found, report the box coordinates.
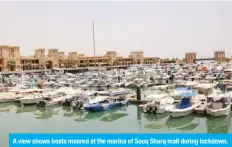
[73,106,128,122]
[34,106,60,120]
[0,104,232,133]
[143,112,169,121]
[14,105,37,114]
[143,112,170,130]
[0,103,15,112]
[206,113,231,133]
[100,112,128,122]
[165,114,199,131]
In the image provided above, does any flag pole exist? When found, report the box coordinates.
[92,20,96,67]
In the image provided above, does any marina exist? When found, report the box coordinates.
[1,63,232,146]
[2,1,232,147]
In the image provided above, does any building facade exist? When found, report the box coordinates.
[184,51,229,63]
[129,51,144,64]
[214,51,227,62]
[185,52,196,63]
[0,45,159,72]
[0,45,21,71]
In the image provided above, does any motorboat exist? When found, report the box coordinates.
[20,93,45,105]
[168,93,200,117]
[0,92,22,103]
[194,94,207,114]
[139,96,174,113]
[84,98,129,112]
[195,83,217,95]
[206,96,231,117]
[71,91,107,109]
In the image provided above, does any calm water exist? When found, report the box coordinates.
[0,103,232,147]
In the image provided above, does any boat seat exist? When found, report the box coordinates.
[179,97,191,109]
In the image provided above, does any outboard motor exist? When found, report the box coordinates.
[63,99,71,106]
[37,101,46,107]
[72,101,84,110]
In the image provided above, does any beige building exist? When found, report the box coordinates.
[115,57,133,65]
[0,45,21,71]
[79,56,110,67]
[185,52,196,63]
[104,51,117,65]
[0,45,159,71]
[20,56,39,70]
[58,51,65,60]
[78,54,85,57]
[47,49,59,68]
[129,51,144,64]
[184,51,229,63]
[144,57,160,64]
[214,51,227,62]
[35,48,46,69]
[68,52,78,60]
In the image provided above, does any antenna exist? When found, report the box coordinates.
[92,20,96,57]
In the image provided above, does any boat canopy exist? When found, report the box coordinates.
[176,91,197,97]
[175,87,191,91]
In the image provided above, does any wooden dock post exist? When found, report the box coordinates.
[136,85,141,101]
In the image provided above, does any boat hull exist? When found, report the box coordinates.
[169,103,199,118]
[20,98,43,105]
[0,98,15,103]
[84,101,129,112]
[206,105,231,117]
[170,109,194,117]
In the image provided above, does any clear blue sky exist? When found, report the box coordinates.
[0,1,232,59]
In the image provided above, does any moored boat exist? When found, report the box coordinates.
[206,96,231,117]
[168,94,200,117]
[84,98,129,112]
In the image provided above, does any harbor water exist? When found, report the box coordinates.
[1,103,231,147]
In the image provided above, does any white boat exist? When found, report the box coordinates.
[206,96,231,117]
[20,94,45,105]
[195,83,217,95]
[0,92,22,103]
[37,92,76,107]
[194,95,207,114]
[139,96,174,113]
[156,97,175,114]
[207,88,222,99]
[44,96,65,107]
[144,91,168,101]
[168,96,200,117]
[71,91,107,109]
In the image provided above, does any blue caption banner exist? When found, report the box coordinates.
[9,133,231,147]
